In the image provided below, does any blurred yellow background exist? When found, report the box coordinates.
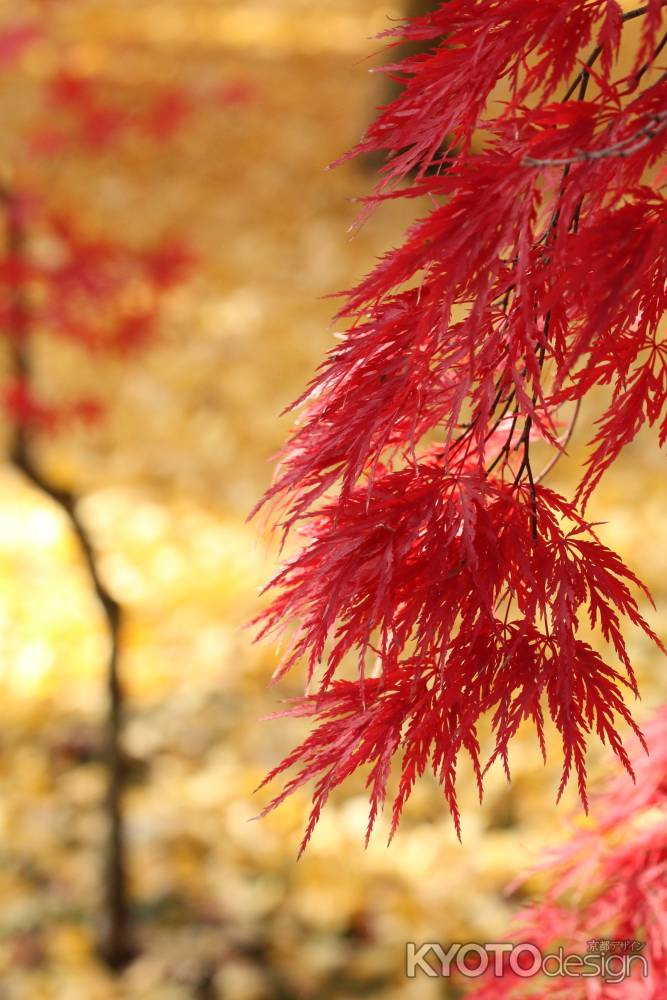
[0,1,665,997]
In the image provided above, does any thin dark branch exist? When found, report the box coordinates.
[632,27,667,88]
[535,399,582,485]
[562,44,602,102]
[621,4,658,23]
[0,185,134,971]
[559,4,656,102]
[523,109,667,167]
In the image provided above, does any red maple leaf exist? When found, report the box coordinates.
[0,22,42,66]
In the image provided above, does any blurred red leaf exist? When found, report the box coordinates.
[113,312,156,352]
[144,240,196,289]
[217,80,257,106]
[4,380,59,430]
[142,89,193,139]
[78,104,130,149]
[47,71,94,108]
[0,22,42,66]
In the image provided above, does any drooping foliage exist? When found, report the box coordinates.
[255,0,667,850]
[465,706,667,997]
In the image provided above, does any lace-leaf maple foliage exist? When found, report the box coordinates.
[465,706,667,998]
[254,0,667,853]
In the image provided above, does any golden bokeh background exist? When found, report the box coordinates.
[0,1,665,997]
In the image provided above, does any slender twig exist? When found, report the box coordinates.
[535,399,582,485]
[632,27,667,89]
[523,109,667,167]
[621,4,660,23]
[562,45,603,101]
[485,409,520,477]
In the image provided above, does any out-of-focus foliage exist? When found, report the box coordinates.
[467,707,667,998]
[0,1,664,998]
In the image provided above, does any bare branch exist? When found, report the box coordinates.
[523,109,667,168]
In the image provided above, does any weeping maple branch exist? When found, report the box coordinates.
[254,0,667,851]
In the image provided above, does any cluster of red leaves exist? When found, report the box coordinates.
[0,195,195,428]
[0,10,256,157]
[3,379,101,432]
[0,7,205,431]
[33,214,192,349]
[0,5,255,443]
[257,471,659,852]
[32,72,197,152]
[256,0,667,848]
[27,68,256,155]
[465,706,667,998]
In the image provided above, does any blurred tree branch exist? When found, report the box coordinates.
[1,183,134,971]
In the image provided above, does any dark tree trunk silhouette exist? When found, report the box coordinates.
[1,186,135,971]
